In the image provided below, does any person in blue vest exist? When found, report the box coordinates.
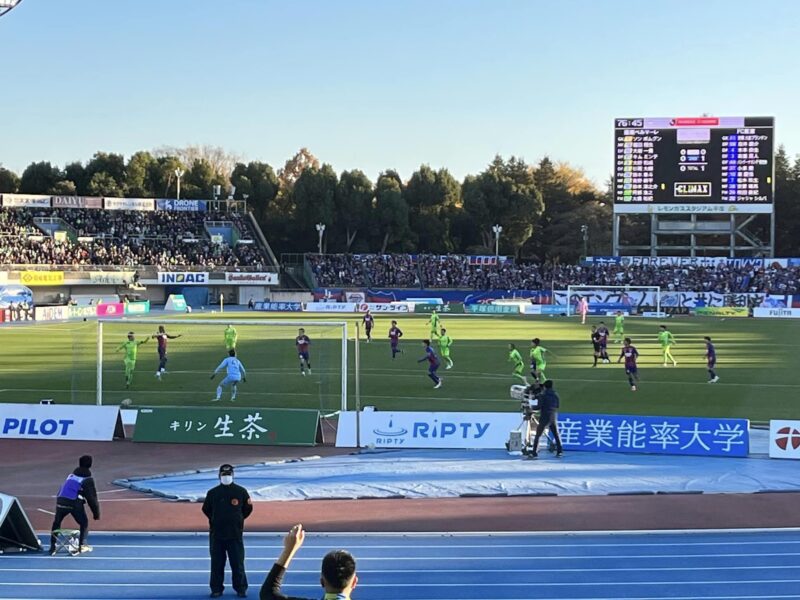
[48,455,100,555]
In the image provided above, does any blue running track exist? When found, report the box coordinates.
[1,529,800,599]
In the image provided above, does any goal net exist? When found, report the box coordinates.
[97,319,348,412]
[564,285,661,316]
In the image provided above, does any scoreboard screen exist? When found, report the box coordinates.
[614,117,774,214]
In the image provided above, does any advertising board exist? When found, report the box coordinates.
[224,272,279,286]
[0,404,123,441]
[158,272,209,285]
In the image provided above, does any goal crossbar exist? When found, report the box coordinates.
[96,319,349,409]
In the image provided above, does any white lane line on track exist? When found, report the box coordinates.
[35,508,55,515]
[70,539,800,549]
[3,565,800,574]
[4,580,800,587]
[6,552,800,561]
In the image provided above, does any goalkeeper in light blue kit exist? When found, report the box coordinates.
[210,349,246,402]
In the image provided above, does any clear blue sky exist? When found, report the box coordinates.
[1,0,798,186]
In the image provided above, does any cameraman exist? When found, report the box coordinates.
[530,380,563,459]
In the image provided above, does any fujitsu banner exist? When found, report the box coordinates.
[104,197,155,211]
[753,307,800,319]
[52,196,103,209]
[1,194,51,208]
[224,272,279,286]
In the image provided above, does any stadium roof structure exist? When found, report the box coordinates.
[0,0,21,17]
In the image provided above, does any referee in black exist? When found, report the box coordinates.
[202,464,253,598]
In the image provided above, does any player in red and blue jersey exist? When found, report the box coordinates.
[417,339,442,389]
[617,337,640,391]
[152,325,182,379]
[362,310,375,343]
[704,336,719,383]
[295,328,312,376]
[388,320,403,359]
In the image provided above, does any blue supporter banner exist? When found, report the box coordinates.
[254,302,302,312]
[363,289,551,305]
[557,413,749,457]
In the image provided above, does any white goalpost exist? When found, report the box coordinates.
[96,318,349,410]
[565,285,661,316]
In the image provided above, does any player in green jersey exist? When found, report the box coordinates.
[116,332,149,389]
[508,343,528,385]
[438,328,454,369]
[613,311,625,344]
[658,324,677,367]
[429,309,440,340]
[529,338,548,383]
[224,324,238,351]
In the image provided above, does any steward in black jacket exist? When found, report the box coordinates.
[202,464,253,598]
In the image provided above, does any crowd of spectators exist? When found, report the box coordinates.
[0,207,269,269]
[306,253,800,294]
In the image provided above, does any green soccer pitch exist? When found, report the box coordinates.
[1,312,799,423]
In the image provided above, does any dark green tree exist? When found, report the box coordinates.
[87,172,124,197]
[775,146,800,256]
[290,164,338,252]
[0,167,20,193]
[125,152,156,197]
[404,165,461,253]
[19,162,62,195]
[462,156,543,257]
[148,156,186,198]
[230,161,280,220]
[374,172,411,253]
[334,169,373,252]
[64,162,89,196]
[85,152,127,192]
[50,180,77,196]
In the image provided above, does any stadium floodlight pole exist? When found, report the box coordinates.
[174,169,185,200]
[492,224,503,259]
[580,224,589,260]
[315,223,326,254]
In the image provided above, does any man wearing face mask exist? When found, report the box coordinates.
[202,464,254,598]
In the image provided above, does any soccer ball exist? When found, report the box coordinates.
[120,398,132,407]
